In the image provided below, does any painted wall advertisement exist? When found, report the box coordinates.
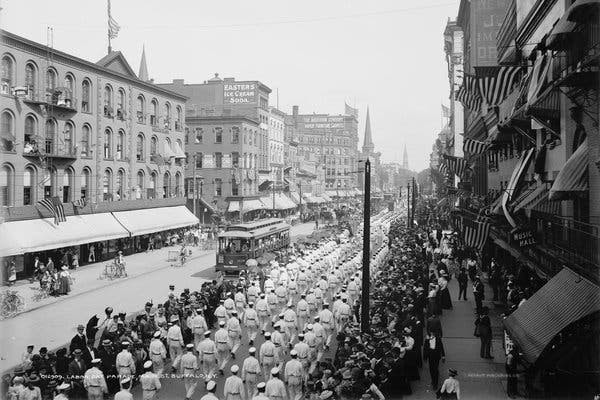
[223,82,257,104]
[473,0,508,66]
[301,116,345,129]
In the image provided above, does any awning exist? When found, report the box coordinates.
[509,182,537,210]
[546,13,578,50]
[0,213,130,256]
[529,190,561,216]
[260,194,297,210]
[503,267,600,364]
[162,141,176,159]
[513,184,547,213]
[198,197,217,215]
[172,141,187,159]
[502,147,535,228]
[258,180,273,191]
[527,87,560,136]
[549,139,589,200]
[227,198,265,213]
[112,205,199,236]
[288,192,301,205]
[567,0,600,23]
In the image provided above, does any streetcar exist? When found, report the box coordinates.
[216,218,291,277]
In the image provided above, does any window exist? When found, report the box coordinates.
[175,107,182,130]
[232,152,239,167]
[215,152,223,168]
[64,74,75,96]
[104,85,113,116]
[116,169,125,200]
[81,79,91,112]
[164,102,171,129]
[195,128,203,143]
[81,168,90,199]
[215,178,222,196]
[136,134,145,161]
[1,55,13,94]
[0,164,13,206]
[136,171,144,199]
[195,152,203,168]
[215,127,222,143]
[232,180,239,196]
[150,136,158,156]
[1,110,15,151]
[231,126,240,144]
[81,125,90,156]
[62,169,73,203]
[117,88,125,119]
[163,172,171,197]
[46,68,57,92]
[137,95,145,123]
[43,168,54,199]
[175,172,181,197]
[148,172,157,199]
[25,63,37,98]
[104,129,112,159]
[23,166,34,205]
[150,99,158,126]
[103,169,113,201]
[45,119,57,154]
[116,130,125,160]
[24,115,37,152]
[64,121,74,154]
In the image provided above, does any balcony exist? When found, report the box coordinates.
[23,142,77,160]
[23,88,77,114]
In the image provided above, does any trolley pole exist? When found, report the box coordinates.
[411,177,417,228]
[192,154,197,219]
[273,181,276,215]
[361,158,371,334]
[406,182,411,227]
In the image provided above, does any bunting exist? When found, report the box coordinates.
[37,197,66,225]
[463,138,490,156]
[475,66,524,107]
[455,74,482,113]
[442,154,470,178]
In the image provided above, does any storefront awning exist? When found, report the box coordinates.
[503,267,600,364]
[172,142,187,159]
[513,184,547,213]
[502,147,535,228]
[227,198,265,213]
[549,139,589,200]
[112,205,199,236]
[0,213,130,256]
[260,194,297,210]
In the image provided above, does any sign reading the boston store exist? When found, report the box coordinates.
[511,228,536,248]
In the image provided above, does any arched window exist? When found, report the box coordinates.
[23,166,36,205]
[64,121,74,155]
[164,102,171,128]
[45,119,57,154]
[116,130,125,160]
[64,74,75,99]
[104,128,112,159]
[117,88,125,119]
[148,172,157,199]
[81,125,91,156]
[43,167,56,199]
[175,106,182,130]
[163,172,171,198]
[136,170,144,199]
[81,168,91,199]
[136,134,145,161]
[24,115,37,150]
[103,169,113,201]
[116,169,125,200]
[25,62,37,97]
[175,172,182,197]
[150,99,158,126]
[81,79,91,112]
[1,110,15,151]
[104,85,113,116]
[136,95,145,123]
[46,68,57,91]
[150,136,158,156]
[1,55,14,95]
[62,168,73,203]
[0,164,14,206]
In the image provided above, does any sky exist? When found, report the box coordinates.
[2,0,459,172]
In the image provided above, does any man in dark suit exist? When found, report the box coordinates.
[69,324,87,354]
[68,349,87,396]
[426,312,443,338]
[82,338,97,367]
[423,332,445,389]
[473,276,485,314]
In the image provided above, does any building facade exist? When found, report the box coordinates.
[268,107,285,186]
[0,30,187,207]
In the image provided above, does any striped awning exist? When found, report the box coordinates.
[227,198,265,213]
[502,148,536,228]
[503,267,600,364]
[549,139,589,200]
[513,184,547,213]
[509,182,537,210]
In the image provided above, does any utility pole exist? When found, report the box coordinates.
[200,179,204,225]
[272,181,276,215]
[406,182,411,227]
[299,184,303,218]
[361,158,371,334]
[192,154,197,219]
[411,177,416,228]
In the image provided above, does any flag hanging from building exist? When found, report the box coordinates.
[455,74,482,113]
[72,198,86,208]
[345,103,358,119]
[463,215,491,252]
[463,138,490,155]
[37,197,66,225]
[441,104,451,118]
[108,0,121,39]
[442,154,470,178]
[475,66,524,107]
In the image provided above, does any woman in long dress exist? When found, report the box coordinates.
[439,272,453,309]
[57,266,71,295]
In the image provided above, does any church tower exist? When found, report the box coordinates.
[138,45,149,81]
[362,107,375,155]
[402,143,409,170]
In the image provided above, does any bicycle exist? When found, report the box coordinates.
[0,289,25,319]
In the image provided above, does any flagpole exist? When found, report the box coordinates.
[107,0,112,54]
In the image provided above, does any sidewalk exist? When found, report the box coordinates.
[411,273,509,399]
[3,245,214,318]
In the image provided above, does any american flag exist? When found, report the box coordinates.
[72,198,87,208]
[455,74,482,113]
[108,0,121,39]
[463,215,491,252]
[37,197,66,225]
[463,138,490,156]
[475,66,524,107]
[344,103,358,119]
[441,104,451,118]
[442,154,470,178]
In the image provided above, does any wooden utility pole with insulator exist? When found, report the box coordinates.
[361,158,371,334]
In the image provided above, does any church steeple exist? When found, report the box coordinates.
[362,107,374,154]
[138,45,149,81]
[402,143,409,170]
